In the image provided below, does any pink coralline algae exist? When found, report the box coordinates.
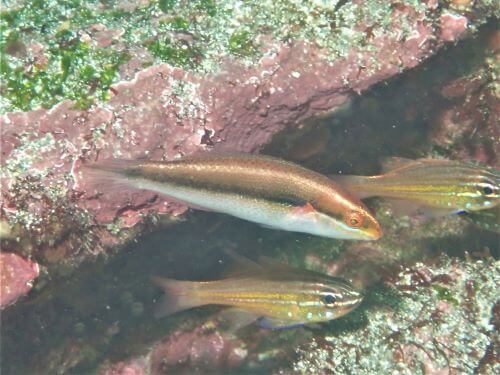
[0,1,485,260]
[431,68,499,166]
[440,13,469,42]
[0,252,39,309]
[101,326,247,374]
[2,7,470,235]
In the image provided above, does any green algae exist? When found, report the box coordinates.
[432,285,459,305]
[146,38,200,69]
[228,30,257,57]
[1,1,129,111]
[4,0,494,113]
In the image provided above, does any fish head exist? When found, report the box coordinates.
[297,279,364,322]
[304,199,382,241]
[463,170,500,211]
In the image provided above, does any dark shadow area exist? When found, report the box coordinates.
[266,22,497,176]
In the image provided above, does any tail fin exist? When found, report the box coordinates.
[77,159,140,196]
[151,276,203,318]
[329,175,373,199]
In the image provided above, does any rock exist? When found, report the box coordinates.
[1,0,496,266]
[99,325,247,374]
[290,257,499,374]
[0,252,39,308]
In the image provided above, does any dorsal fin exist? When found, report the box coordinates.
[222,249,263,278]
[256,255,341,280]
[380,157,457,173]
[380,157,416,172]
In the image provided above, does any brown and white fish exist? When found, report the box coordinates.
[83,153,382,240]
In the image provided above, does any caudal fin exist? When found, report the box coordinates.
[151,276,203,318]
[77,159,140,196]
[329,175,374,199]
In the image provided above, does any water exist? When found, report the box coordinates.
[1,11,498,375]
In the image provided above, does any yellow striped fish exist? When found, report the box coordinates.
[152,253,363,329]
[333,157,500,216]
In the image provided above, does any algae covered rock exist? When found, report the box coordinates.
[291,257,499,374]
[0,1,498,374]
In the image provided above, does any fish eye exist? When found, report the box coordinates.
[345,211,363,228]
[323,294,336,304]
[482,186,494,196]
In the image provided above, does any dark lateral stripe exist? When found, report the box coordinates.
[124,162,321,206]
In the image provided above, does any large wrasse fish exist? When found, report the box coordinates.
[332,157,500,217]
[152,252,363,329]
[82,153,381,240]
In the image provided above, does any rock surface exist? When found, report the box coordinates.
[1,0,496,267]
[0,1,498,375]
[0,252,39,308]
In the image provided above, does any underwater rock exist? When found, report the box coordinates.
[1,0,495,263]
[0,252,39,308]
[290,256,499,374]
[100,325,247,374]
[101,359,147,375]
[440,13,469,42]
[431,67,499,166]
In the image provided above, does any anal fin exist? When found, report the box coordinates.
[385,198,459,218]
[258,317,305,330]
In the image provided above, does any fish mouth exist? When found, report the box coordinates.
[335,294,364,317]
[358,224,383,241]
[346,291,364,311]
[368,226,383,240]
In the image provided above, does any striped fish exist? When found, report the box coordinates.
[83,153,382,240]
[152,252,363,329]
[333,157,500,216]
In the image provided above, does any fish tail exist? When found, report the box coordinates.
[151,276,204,318]
[329,175,374,199]
[78,159,141,196]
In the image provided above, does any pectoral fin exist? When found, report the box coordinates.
[291,202,316,215]
[258,317,306,330]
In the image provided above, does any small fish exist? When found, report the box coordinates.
[83,153,381,240]
[332,157,500,217]
[152,252,363,329]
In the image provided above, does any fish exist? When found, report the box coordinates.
[151,252,363,329]
[82,153,382,240]
[332,157,500,217]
